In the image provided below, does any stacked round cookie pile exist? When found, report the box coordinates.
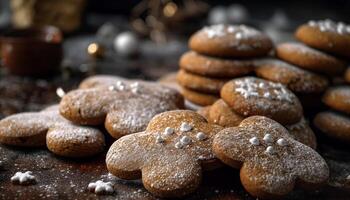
[255,19,349,109]
[177,24,273,106]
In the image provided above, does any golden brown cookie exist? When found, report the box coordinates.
[285,118,317,149]
[208,99,244,127]
[176,69,228,94]
[106,110,223,198]
[213,116,329,199]
[295,20,350,58]
[220,77,303,125]
[189,24,273,57]
[157,72,181,91]
[314,111,350,143]
[60,76,184,139]
[254,58,329,94]
[323,86,350,114]
[79,75,127,89]
[345,67,350,83]
[0,105,105,157]
[179,51,254,78]
[276,42,346,75]
[197,106,211,119]
[181,87,219,106]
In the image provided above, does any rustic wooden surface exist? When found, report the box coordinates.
[1,34,350,200]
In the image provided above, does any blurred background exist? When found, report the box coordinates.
[0,0,349,117]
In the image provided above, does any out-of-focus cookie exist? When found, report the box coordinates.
[285,118,317,149]
[157,72,181,91]
[220,77,303,125]
[314,111,350,143]
[345,67,350,83]
[254,58,329,94]
[176,69,228,94]
[181,87,219,106]
[189,24,273,57]
[60,76,184,139]
[276,42,345,75]
[197,106,211,119]
[179,51,254,78]
[106,110,223,198]
[208,99,244,127]
[323,86,350,114]
[295,20,350,58]
[0,105,105,157]
[213,116,329,199]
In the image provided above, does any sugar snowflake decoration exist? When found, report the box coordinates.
[88,180,114,195]
[11,171,37,185]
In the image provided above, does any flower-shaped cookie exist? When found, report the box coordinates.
[106,110,223,198]
[59,75,184,139]
[0,105,105,157]
[213,116,329,199]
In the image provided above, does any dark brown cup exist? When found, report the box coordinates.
[0,26,63,76]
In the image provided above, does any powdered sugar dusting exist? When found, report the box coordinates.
[202,24,260,39]
[308,19,350,35]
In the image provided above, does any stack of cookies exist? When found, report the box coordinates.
[255,19,349,109]
[177,24,273,106]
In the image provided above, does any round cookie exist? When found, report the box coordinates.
[276,42,346,75]
[220,77,303,125]
[285,118,317,149]
[323,86,350,114]
[157,72,181,91]
[176,69,228,94]
[212,116,329,199]
[254,58,329,94]
[181,87,219,106]
[314,111,350,143]
[189,24,273,58]
[197,106,211,120]
[179,51,254,78]
[295,20,350,58]
[345,67,350,83]
[208,99,245,128]
[106,110,223,198]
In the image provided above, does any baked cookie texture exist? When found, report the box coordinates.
[106,110,223,198]
[0,105,105,157]
[323,86,350,114]
[59,75,184,139]
[189,24,273,58]
[296,20,350,58]
[180,87,219,106]
[213,116,329,199]
[220,77,303,125]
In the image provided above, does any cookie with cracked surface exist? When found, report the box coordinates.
[213,116,329,199]
[220,77,303,125]
[295,20,350,58]
[276,42,346,75]
[106,110,223,198]
[60,78,184,139]
[189,24,273,57]
[179,51,254,78]
[254,58,329,94]
[0,105,105,157]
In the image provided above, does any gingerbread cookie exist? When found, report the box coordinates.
[0,105,105,157]
[79,75,127,89]
[208,99,245,128]
[106,110,223,198]
[213,116,329,199]
[314,111,350,143]
[285,118,317,149]
[220,77,303,125]
[197,106,211,119]
[177,69,228,94]
[181,87,219,106]
[345,67,350,83]
[254,58,329,94]
[295,20,350,58]
[157,72,181,91]
[189,24,273,57]
[276,42,345,75]
[179,51,254,78]
[323,86,350,114]
[60,78,184,139]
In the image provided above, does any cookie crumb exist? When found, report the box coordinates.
[88,180,114,195]
[277,138,287,146]
[265,146,275,154]
[163,127,174,136]
[11,171,37,185]
[249,137,259,145]
[196,132,207,141]
[180,122,193,132]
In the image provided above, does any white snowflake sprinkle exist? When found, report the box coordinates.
[249,137,259,145]
[156,135,165,143]
[196,132,207,141]
[180,136,192,145]
[263,134,273,144]
[175,141,183,149]
[265,146,275,154]
[56,87,65,98]
[180,122,192,132]
[88,180,114,195]
[163,127,174,136]
[11,171,36,185]
[277,138,287,146]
